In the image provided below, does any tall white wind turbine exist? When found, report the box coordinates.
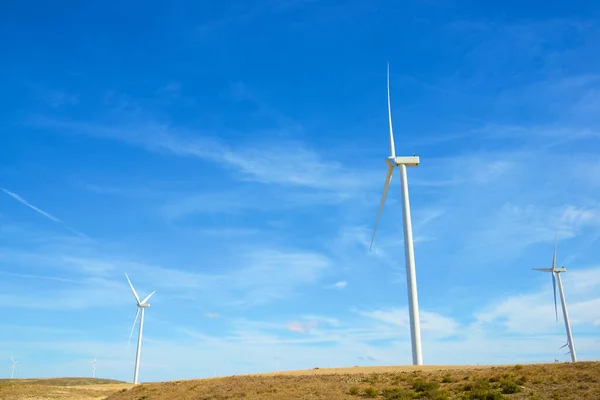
[125,273,156,384]
[92,356,97,378]
[532,235,577,362]
[10,357,17,379]
[369,63,423,366]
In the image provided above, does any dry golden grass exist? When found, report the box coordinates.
[104,362,600,400]
[0,377,131,400]
[4,363,599,400]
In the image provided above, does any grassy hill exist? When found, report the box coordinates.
[2,362,599,399]
[0,377,130,400]
[105,362,600,400]
[0,377,124,386]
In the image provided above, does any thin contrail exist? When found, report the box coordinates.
[1,188,88,238]
[1,188,62,223]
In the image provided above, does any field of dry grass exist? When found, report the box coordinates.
[3,362,599,400]
[106,362,600,400]
[0,377,131,400]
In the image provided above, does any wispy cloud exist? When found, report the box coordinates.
[328,280,347,290]
[205,312,220,319]
[1,188,88,238]
[286,320,318,334]
[29,117,372,193]
[1,188,62,223]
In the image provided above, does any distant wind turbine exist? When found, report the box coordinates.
[532,235,577,362]
[92,357,97,378]
[369,63,423,366]
[125,273,156,384]
[10,357,17,379]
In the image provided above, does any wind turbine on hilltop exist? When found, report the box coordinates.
[126,273,156,384]
[92,356,97,378]
[10,357,17,379]
[532,235,577,362]
[369,63,423,366]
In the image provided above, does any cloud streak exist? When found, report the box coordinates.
[1,188,62,223]
[1,188,88,238]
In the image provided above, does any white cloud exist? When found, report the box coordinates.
[474,267,600,335]
[286,320,318,334]
[205,312,220,319]
[328,280,347,289]
[357,308,459,339]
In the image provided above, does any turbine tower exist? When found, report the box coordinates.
[369,63,423,366]
[10,357,17,379]
[92,357,97,378]
[126,273,156,384]
[532,235,577,362]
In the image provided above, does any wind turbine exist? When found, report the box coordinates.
[369,63,423,366]
[532,235,577,362]
[92,357,97,378]
[10,357,17,379]
[125,273,156,384]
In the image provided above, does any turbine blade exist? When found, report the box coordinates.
[369,163,394,251]
[387,62,396,158]
[552,272,558,322]
[127,308,141,348]
[552,233,558,272]
[125,273,141,305]
[141,290,156,304]
[532,268,552,272]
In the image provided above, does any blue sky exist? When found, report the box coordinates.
[1,0,600,383]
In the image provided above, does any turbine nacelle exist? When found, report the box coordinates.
[388,156,420,167]
[533,267,566,273]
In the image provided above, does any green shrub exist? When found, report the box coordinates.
[381,386,414,400]
[412,379,440,392]
[500,378,522,394]
[516,375,527,385]
[364,386,378,398]
[362,375,379,384]
[349,386,360,395]
[441,375,452,383]
[420,390,450,400]
[461,389,505,400]
[463,380,490,392]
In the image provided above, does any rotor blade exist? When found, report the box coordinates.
[141,290,156,304]
[127,307,141,348]
[532,268,552,272]
[552,272,558,322]
[125,273,141,305]
[387,62,396,158]
[551,233,558,272]
[369,164,394,251]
